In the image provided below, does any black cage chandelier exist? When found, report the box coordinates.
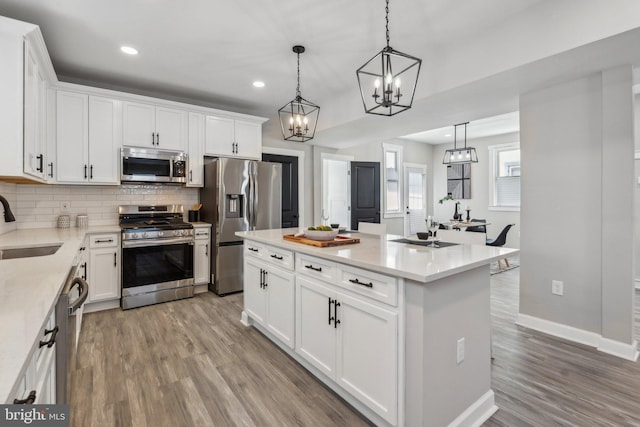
[278,45,320,142]
[442,122,479,164]
[356,0,422,116]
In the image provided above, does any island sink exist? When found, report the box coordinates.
[0,244,62,260]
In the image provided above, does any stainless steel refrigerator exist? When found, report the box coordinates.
[200,157,282,295]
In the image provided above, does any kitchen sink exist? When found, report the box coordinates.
[0,243,62,260]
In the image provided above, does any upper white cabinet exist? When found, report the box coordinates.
[187,112,204,187]
[56,91,121,184]
[205,116,262,159]
[123,101,187,152]
[0,19,55,183]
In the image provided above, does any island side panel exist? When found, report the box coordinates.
[405,265,494,427]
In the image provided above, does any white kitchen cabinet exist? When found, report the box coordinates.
[87,233,120,303]
[244,257,295,348]
[194,225,210,285]
[56,91,121,184]
[295,275,398,424]
[23,38,49,180]
[123,101,187,151]
[205,115,262,159]
[187,112,204,187]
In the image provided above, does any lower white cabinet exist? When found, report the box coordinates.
[295,275,398,424]
[87,233,120,303]
[194,225,211,285]
[244,257,295,348]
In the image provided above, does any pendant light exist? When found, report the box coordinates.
[442,122,478,164]
[278,45,320,142]
[356,0,422,116]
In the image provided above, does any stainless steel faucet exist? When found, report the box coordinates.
[0,194,16,222]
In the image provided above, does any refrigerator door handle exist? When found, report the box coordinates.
[249,162,256,230]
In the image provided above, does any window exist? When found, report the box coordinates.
[382,143,403,218]
[489,143,520,210]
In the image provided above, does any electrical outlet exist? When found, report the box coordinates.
[552,280,564,296]
[456,337,465,364]
[61,201,70,211]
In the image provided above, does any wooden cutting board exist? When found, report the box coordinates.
[283,234,360,247]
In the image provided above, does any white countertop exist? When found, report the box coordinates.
[0,225,119,402]
[237,228,519,283]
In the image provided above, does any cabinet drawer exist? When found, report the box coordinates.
[265,245,294,271]
[89,233,118,248]
[244,241,266,258]
[194,227,211,240]
[338,265,398,306]
[296,254,337,283]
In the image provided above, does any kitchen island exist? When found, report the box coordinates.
[237,228,518,427]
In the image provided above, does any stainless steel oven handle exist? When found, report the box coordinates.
[122,237,195,248]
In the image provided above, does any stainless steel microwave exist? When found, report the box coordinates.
[121,147,187,184]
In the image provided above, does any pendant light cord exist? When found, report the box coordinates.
[385,0,390,48]
[296,52,301,99]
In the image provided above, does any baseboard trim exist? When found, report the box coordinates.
[516,313,638,361]
[240,310,251,327]
[598,337,639,362]
[447,390,498,427]
[83,298,120,313]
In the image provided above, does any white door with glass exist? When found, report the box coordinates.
[404,164,427,236]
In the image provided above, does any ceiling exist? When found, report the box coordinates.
[1,1,640,148]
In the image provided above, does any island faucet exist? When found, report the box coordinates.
[0,194,16,222]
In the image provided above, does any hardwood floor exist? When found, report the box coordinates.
[71,270,640,426]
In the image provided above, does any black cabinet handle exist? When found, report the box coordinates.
[205,244,208,257]
[263,271,268,288]
[305,264,322,272]
[152,132,155,145]
[114,252,117,267]
[328,298,335,325]
[39,325,59,348]
[82,262,87,280]
[189,170,193,182]
[334,301,341,328]
[260,269,264,289]
[270,254,283,260]
[14,390,36,405]
[95,239,114,244]
[90,165,93,179]
[156,133,159,146]
[248,247,259,252]
[48,162,54,178]
[84,164,88,179]
[36,154,43,173]
[348,278,373,288]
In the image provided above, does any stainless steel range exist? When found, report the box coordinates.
[119,204,194,309]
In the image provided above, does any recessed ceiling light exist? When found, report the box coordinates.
[444,133,452,137]
[120,46,138,55]
[253,81,265,88]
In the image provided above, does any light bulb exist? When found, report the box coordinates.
[466,150,470,159]
[395,78,401,88]
[289,117,294,124]
[303,116,308,125]
[374,79,381,89]
[385,73,393,85]
[296,115,301,125]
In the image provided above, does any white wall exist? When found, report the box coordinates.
[13,183,199,228]
[0,182,17,235]
[519,66,636,352]
[432,133,521,249]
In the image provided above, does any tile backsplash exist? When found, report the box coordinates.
[15,184,199,229]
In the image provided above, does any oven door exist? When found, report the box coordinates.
[121,237,194,296]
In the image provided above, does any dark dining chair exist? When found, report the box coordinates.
[465,218,487,233]
[486,224,515,270]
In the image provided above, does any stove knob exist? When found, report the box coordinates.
[158,231,164,237]
[174,230,181,236]
[142,232,148,238]
[182,230,189,236]
[132,233,138,239]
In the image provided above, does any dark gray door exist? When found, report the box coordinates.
[262,153,299,228]
[350,161,380,230]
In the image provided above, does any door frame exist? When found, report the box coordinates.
[262,147,306,227]
[403,163,427,236]
[321,152,354,229]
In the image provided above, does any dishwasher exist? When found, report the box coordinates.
[55,262,89,404]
